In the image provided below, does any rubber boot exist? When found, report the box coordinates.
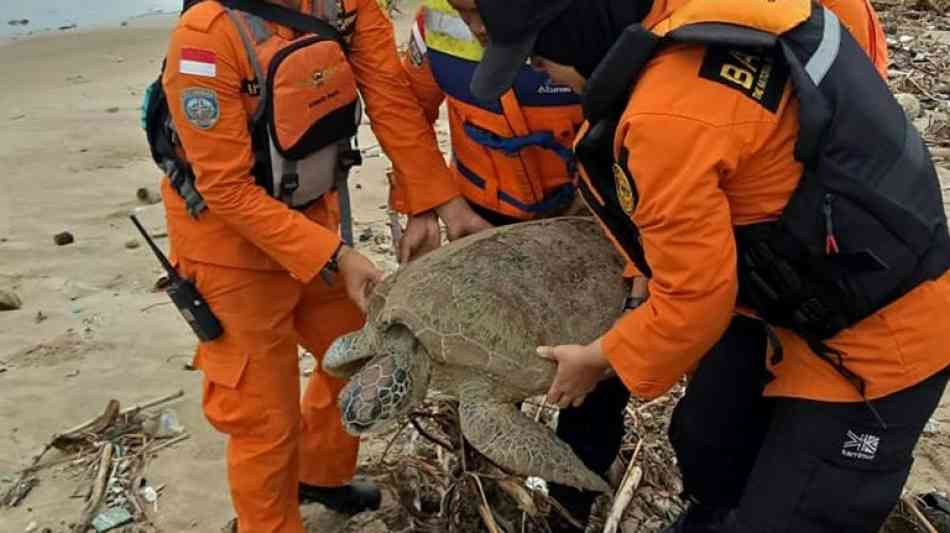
[299,480,382,515]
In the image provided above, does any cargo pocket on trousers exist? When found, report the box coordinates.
[195,341,249,389]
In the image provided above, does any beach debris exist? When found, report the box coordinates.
[58,23,77,31]
[35,311,47,323]
[54,232,75,246]
[896,93,922,120]
[66,370,80,379]
[1,389,185,526]
[0,289,22,311]
[91,506,134,532]
[9,114,26,121]
[1,476,37,507]
[24,521,37,533]
[7,19,29,27]
[359,227,374,242]
[142,409,184,439]
[136,187,161,205]
[105,107,120,114]
[124,240,140,250]
[152,275,171,293]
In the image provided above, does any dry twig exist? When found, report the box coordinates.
[902,495,940,533]
[604,439,645,533]
[76,443,115,532]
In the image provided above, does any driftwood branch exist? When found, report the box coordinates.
[931,147,950,158]
[902,495,940,533]
[60,390,184,439]
[468,473,503,533]
[75,443,114,532]
[145,432,190,455]
[604,439,645,533]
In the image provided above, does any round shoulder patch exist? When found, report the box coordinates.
[181,87,220,130]
[613,163,636,214]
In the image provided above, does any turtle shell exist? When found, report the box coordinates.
[367,217,627,397]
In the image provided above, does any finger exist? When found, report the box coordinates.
[545,385,562,406]
[571,394,587,408]
[353,283,371,313]
[556,393,573,410]
[536,346,556,360]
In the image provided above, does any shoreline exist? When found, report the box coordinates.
[0,11,178,47]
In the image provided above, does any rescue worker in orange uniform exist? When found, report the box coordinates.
[153,0,476,531]
[394,0,631,527]
[469,0,950,531]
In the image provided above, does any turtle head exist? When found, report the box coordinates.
[337,324,431,436]
[324,328,377,380]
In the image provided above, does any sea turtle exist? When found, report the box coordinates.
[323,217,627,492]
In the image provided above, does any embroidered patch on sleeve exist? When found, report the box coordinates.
[182,87,220,130]
[613,162,637,215]
[698,46,789,113]
[180,47,217,78]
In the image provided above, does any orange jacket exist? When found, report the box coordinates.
[621,0,889,282]
[161,0,457,284]
[396,4,583,220]
[599,0,949,403]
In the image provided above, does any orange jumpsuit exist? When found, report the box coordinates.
[160,1,455,531]
[599,0,950,404]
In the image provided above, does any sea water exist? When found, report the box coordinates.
[0,0,180,38]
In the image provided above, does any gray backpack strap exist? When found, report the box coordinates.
[224,8,269,123]
[312,0,341,29]
[336,173,354,246]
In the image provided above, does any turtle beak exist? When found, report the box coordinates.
[322,332,374,379]
[324,357,372,380]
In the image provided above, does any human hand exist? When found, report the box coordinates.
[536,339,611,409]
[337,245,384,313]
[435,197,493,241]
[398,211,442,264]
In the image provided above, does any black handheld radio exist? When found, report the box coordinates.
[130,213,224,342]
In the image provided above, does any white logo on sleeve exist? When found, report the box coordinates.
[842,430,879,460]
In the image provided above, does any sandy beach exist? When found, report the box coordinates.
[0,10,407,532]
[0,3,948,533]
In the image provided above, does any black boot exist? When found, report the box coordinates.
[298,480,382,515]
[546,484,597,533]
[661,503,730,533]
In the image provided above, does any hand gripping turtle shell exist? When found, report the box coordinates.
[323,217,627,492]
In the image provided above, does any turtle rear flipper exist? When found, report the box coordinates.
[458,382,610,493]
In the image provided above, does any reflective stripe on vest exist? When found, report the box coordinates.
[420,0,483,62]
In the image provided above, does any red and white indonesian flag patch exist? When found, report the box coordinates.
[180,48,217,78]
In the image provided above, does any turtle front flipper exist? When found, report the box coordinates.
[458,382,611,493]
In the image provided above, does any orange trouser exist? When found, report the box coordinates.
[179,257,363,533]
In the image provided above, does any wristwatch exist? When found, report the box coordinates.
[320,242,345,286]
[623,294,646,311]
